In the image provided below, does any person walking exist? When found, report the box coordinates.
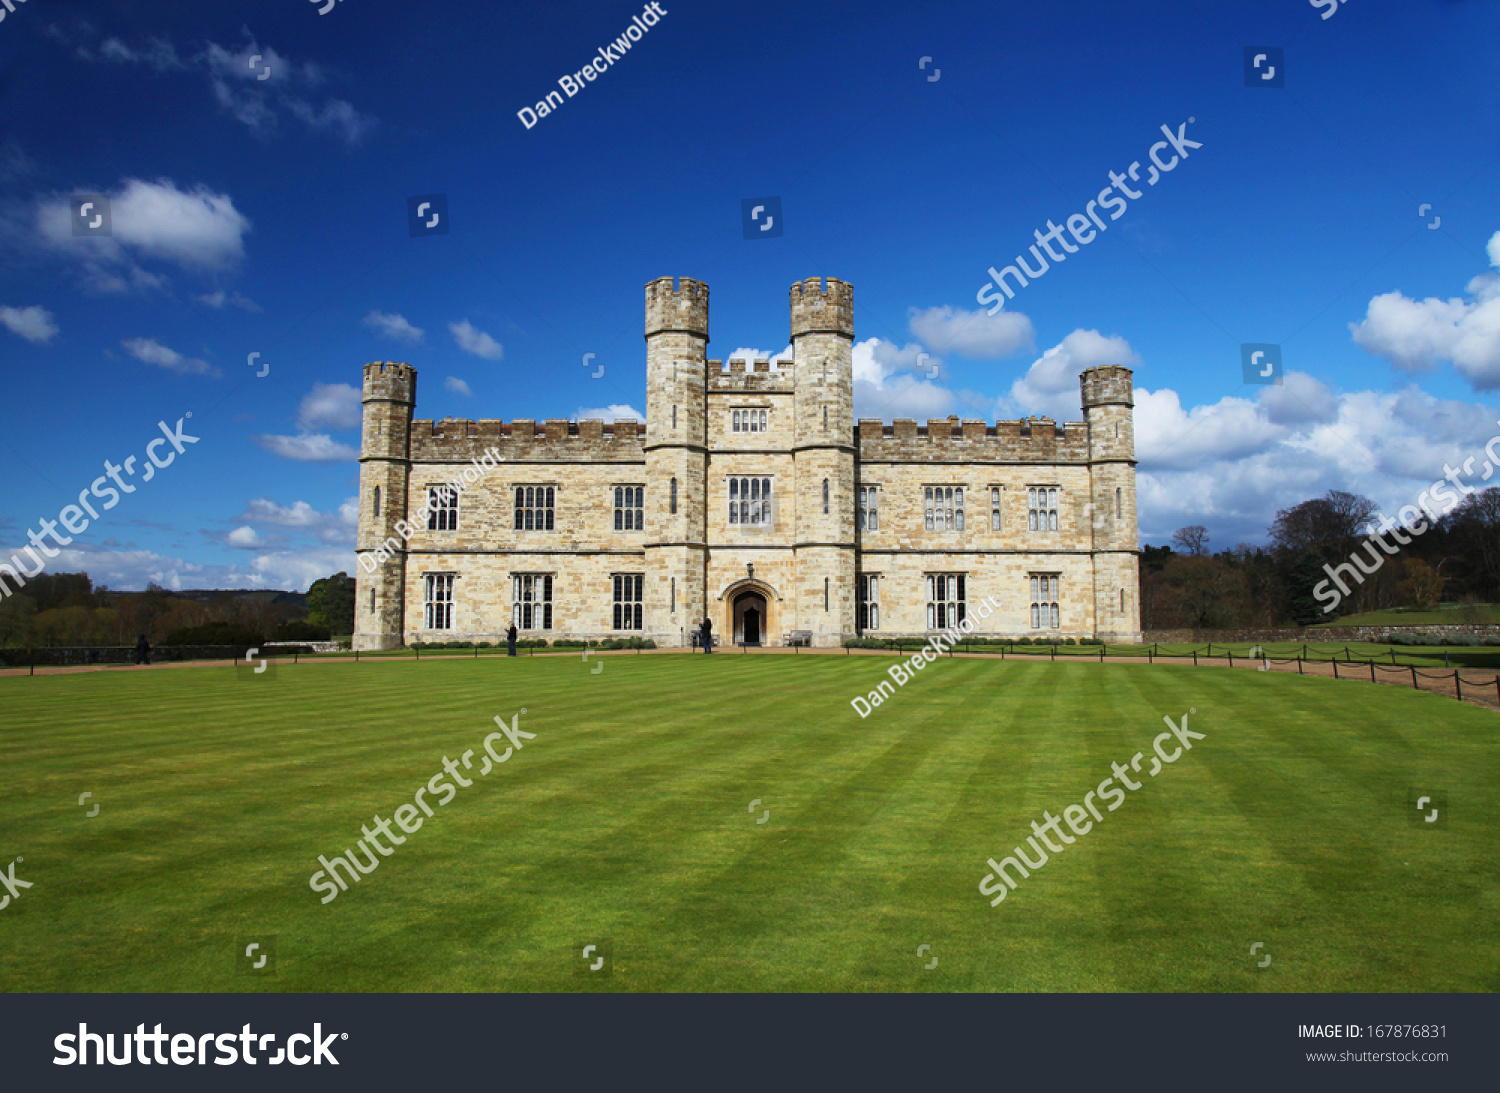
[701,616,712,654]
[132,633,152,666]
[506,623,518,657]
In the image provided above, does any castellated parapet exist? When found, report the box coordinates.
[856,417,1091,463]
[707,358,796,393]
[789,277,854,339]
[409,418,645,463]
[1081,365,1134,409]
[645,276,710,338]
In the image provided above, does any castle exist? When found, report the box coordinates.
[353,276,1140,650]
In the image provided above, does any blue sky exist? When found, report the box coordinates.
[2,0,1498,590]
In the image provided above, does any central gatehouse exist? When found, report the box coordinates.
[354,276,1141,650]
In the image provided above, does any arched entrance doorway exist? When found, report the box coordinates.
[733,590,768,646]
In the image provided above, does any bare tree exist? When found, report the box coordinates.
[1268,490,1377,560]
[1170,525,1210,556]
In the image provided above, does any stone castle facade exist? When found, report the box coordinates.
[353,276,1140,650]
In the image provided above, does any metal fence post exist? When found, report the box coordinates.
[1297,657,1303,675]
[1455,673,1462,702]
[1332,660,1339,680]
[1369,661,1375,683]
[1410,666,1417,690]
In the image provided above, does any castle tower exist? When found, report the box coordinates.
[643,277,709,644]
[1081,365,1140,641]
[790,277,856,645]
[354,361,416,651]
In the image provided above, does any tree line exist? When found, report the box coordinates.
[1144,488,1500,629]
[0,572,356,648]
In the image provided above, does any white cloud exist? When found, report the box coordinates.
[226,526,264,548]
[444,376,473,397]
[1350,229,1500,388]
[450,320,502,360]
[95,37,186,72]
[17,542,358,593]
[297,382,362,431]
[1258,370,1338,426]
[248,547,360,592]
[81,32,375,146]
[1135,388,1287,471]
[230,496,357,548]
[254,433,359,461]
[0,304,58,344]
[364,310,423,342]
[284,98,376,145]
[194,289,259,312]
[909,305,1034,359]
[1004,329,1141,422]
[1134,380,1500,546]
[121,336,220,377]
[237,498,324,527]
[36,178,250,292]
[851,337,953,420]
[575,404,644,422]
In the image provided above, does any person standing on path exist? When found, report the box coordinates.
[507,623,518,657]
[701,617,712,653]
[133,634,152,666]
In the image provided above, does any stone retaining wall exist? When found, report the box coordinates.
[1142,625,1500,644]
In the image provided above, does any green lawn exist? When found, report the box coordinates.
[1314,603,1500,626]
[1,655,1496,992]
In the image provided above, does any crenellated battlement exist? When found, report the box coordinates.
[1080,364,1134,408]
[789,277,854,339]
[409,417,646,462]
[855,416,1092,462]
[362,360,416,404]
[645,275,710,338]
[706,357,796,393]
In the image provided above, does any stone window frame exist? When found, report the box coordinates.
[613,484,644,532]
[1027,486,1059,533]
[612,573,644,631]
[514,484,556,531]
[857,573,880,631]
[731,407,769,434]
[427,485,459,531]
[926,573,966,630]
[512,572,553,630]
[1030,574,1060,630]
[857,485,879,531]
[424,572,455,630]
[990,485,1004,531]
[924,485,965,532]
[727,475,775,528]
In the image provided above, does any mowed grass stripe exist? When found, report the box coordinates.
[1,655,1495,992]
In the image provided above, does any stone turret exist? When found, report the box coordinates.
[355,362,416,651]
[1080,365,1139,640]
[789,277,856,644]
[644,277,710,644]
